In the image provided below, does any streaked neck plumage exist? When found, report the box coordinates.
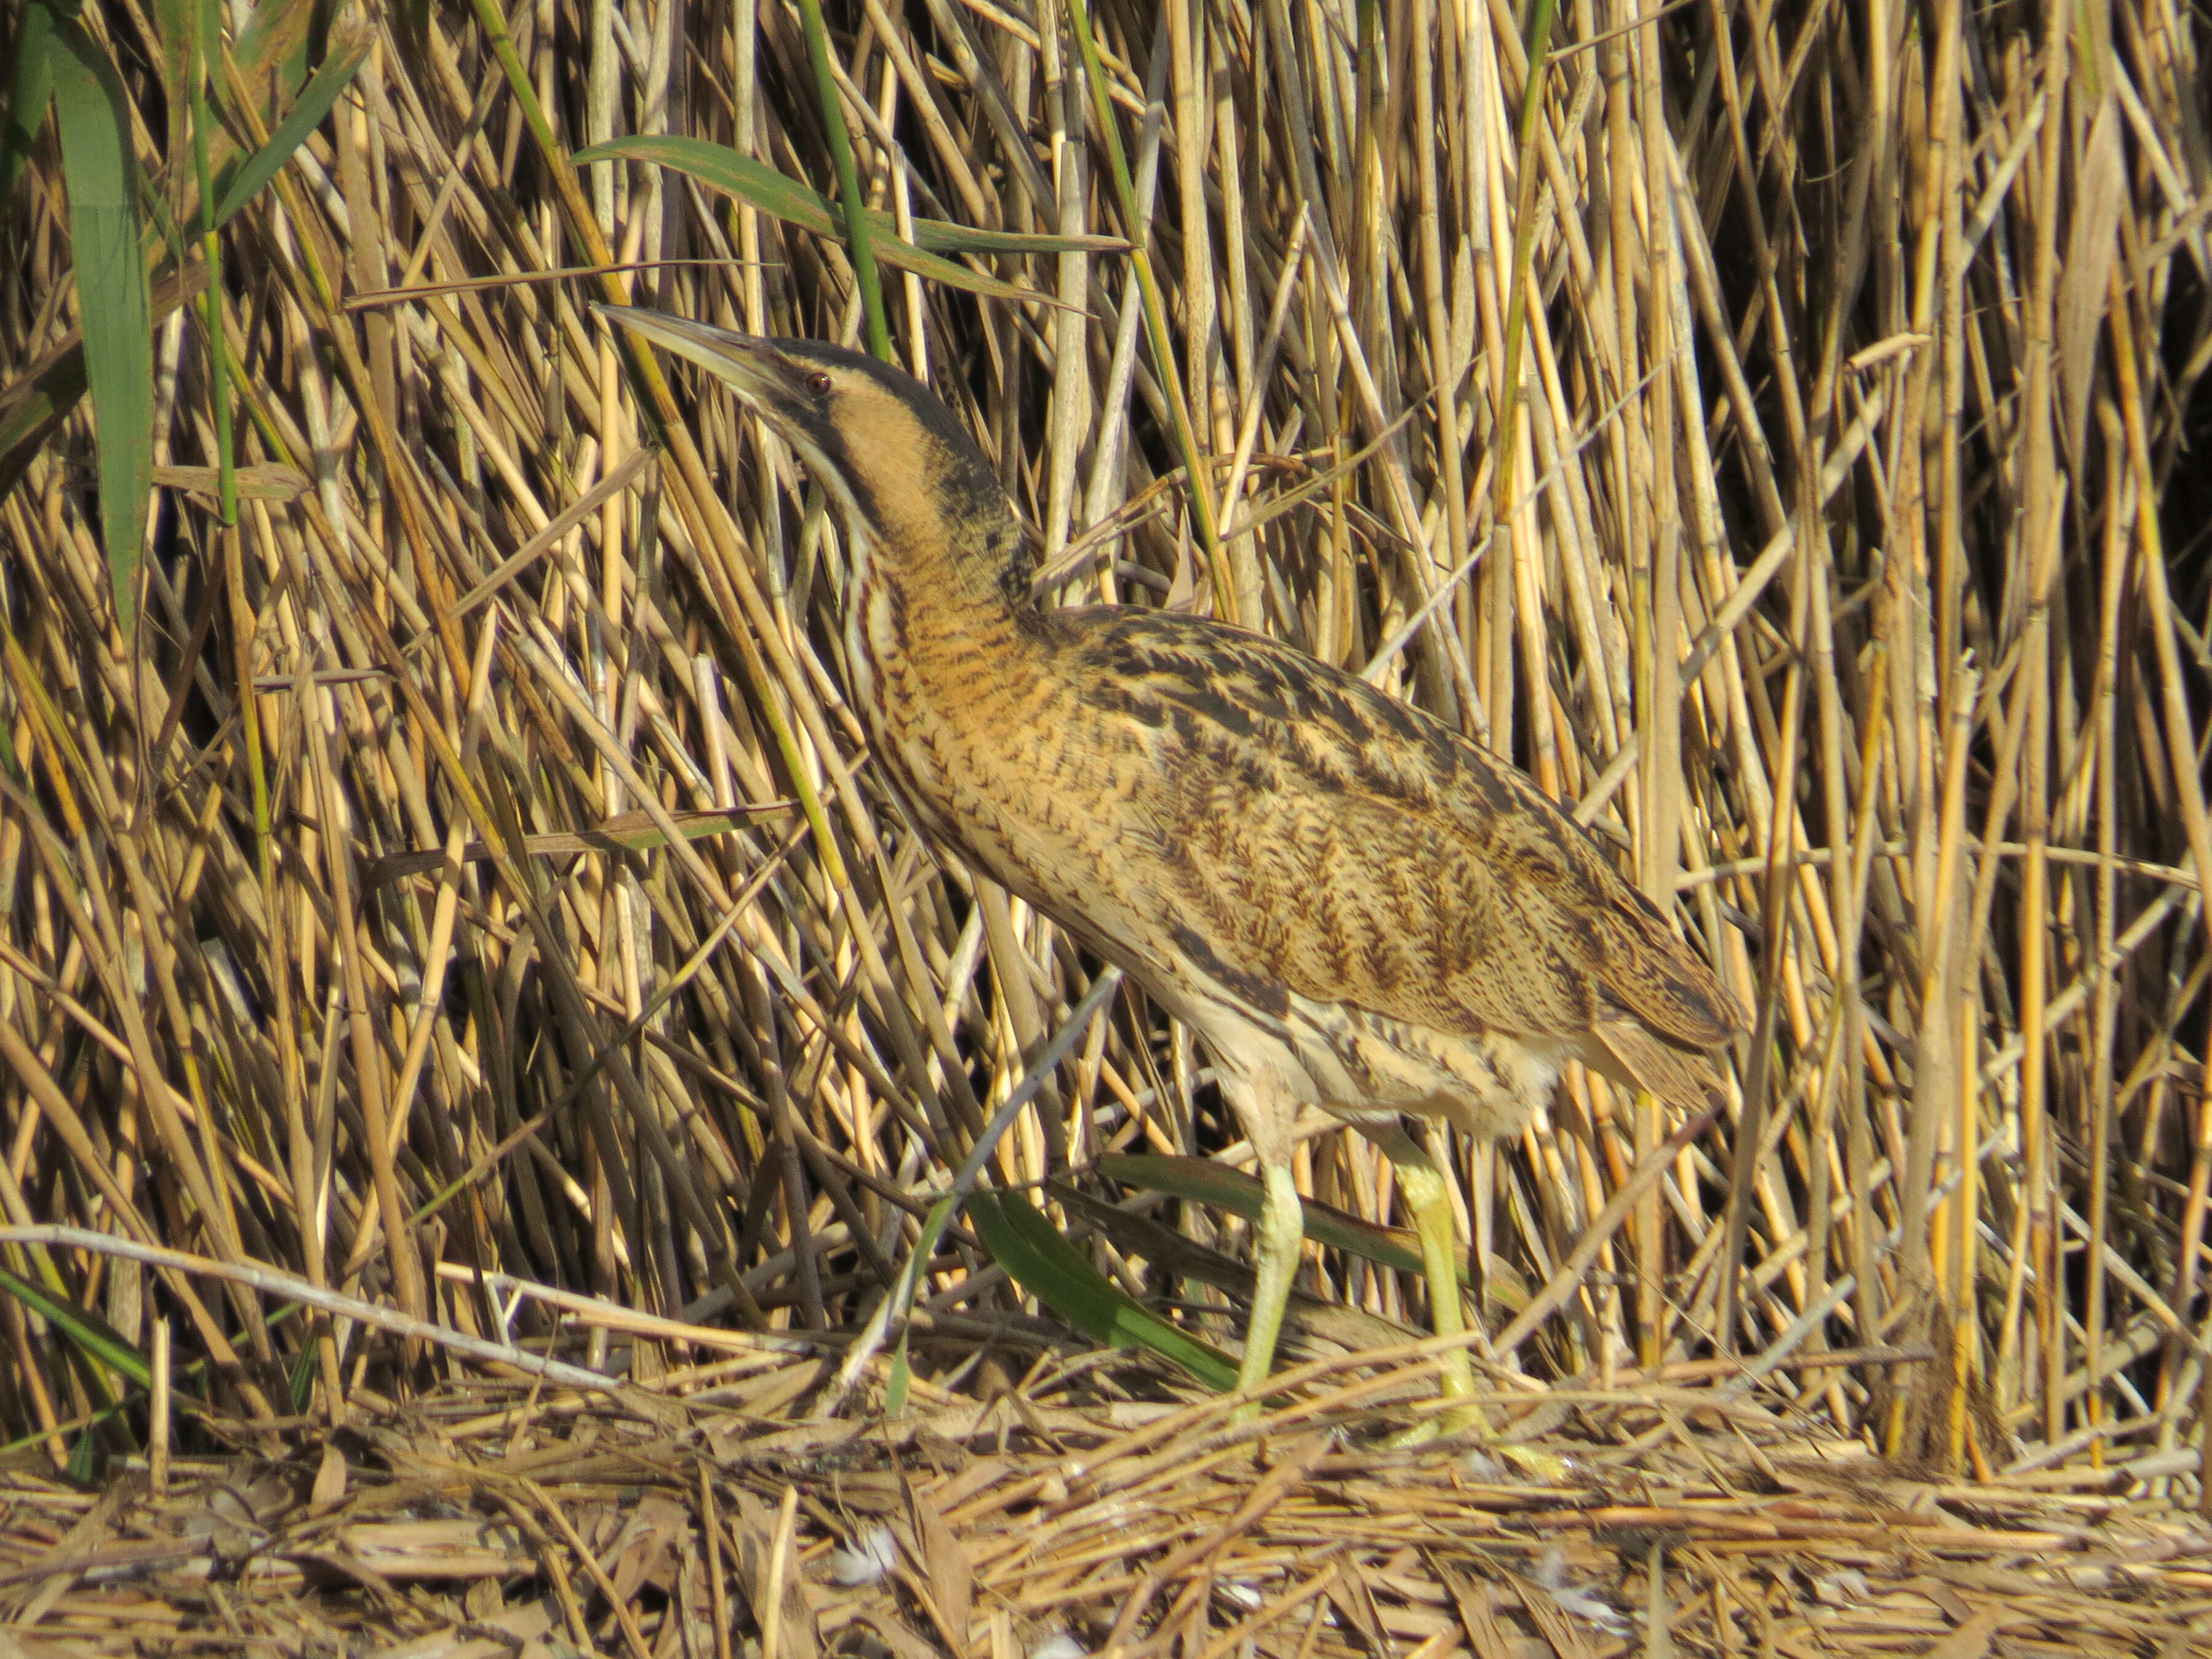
[782,351,1046,753]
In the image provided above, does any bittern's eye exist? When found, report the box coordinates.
[805,371,832,396]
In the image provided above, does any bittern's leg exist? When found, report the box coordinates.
[1363,1122,1480,1418]
[1364,1124,1572,1477]
[1232,1156,1305,1422]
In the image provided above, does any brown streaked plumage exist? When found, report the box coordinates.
[597,305,1746,1426]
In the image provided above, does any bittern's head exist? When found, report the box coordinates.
[594,306,1030,606]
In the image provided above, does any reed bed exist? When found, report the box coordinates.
[1,0,2210,1645]
[4,1393,2211,1656]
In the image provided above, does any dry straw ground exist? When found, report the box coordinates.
[2,0,2212,1650]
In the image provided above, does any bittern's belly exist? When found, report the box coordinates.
[1034,898,1563,1158]
[1180,977,1561,1139]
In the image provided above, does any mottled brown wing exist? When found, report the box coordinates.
[1070,613,1743,1077]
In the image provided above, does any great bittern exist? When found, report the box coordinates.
[599,305,1744,1425]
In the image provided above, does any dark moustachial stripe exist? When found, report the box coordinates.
[804,415,882,536]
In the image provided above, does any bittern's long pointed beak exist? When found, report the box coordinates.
[594,302,863,493]
[594,302,782,401]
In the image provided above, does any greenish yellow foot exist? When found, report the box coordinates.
[1376,1403,1575,1480]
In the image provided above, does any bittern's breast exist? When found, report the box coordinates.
[850,578,1162,938]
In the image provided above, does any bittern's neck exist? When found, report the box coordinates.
[844,503,1045,708]
[860,500,1040,634]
